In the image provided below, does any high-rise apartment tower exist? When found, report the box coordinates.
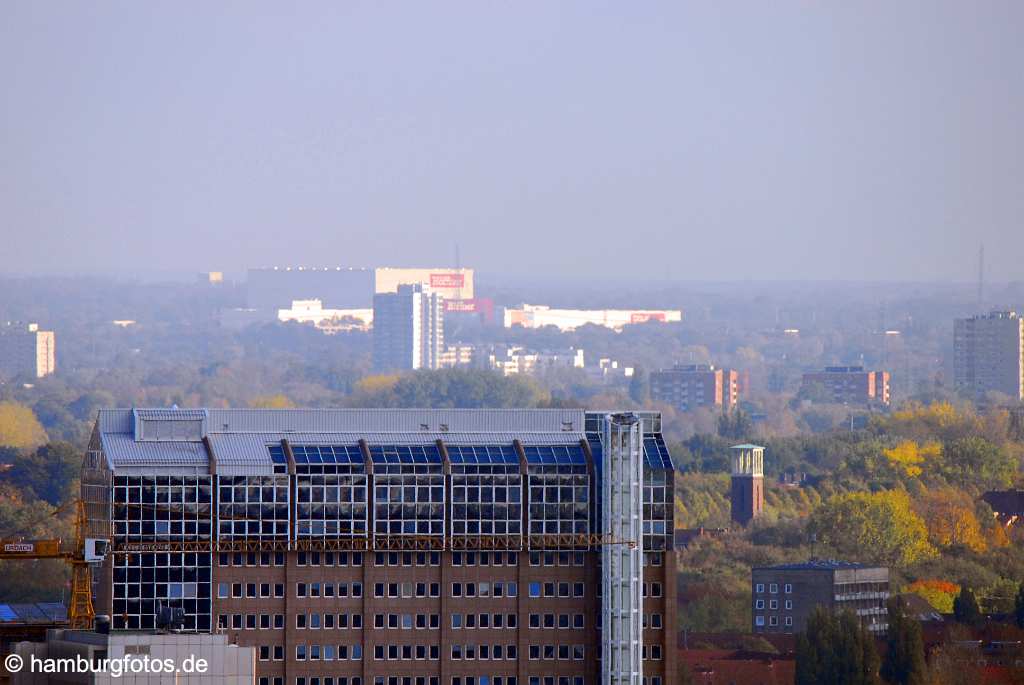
[954,311,1024,402]
[373,284,444,372]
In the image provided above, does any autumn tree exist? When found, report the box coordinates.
[0,401,48,449]
[881,597,926,685]
[915,488,987,552]
[904,580,959,614]
[881,440,940,479]
[249,394,296,409]
[807,491,936,567]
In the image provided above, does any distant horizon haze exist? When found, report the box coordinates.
[1,2,1021,282]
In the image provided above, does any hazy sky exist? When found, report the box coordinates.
[1,2,1021,282]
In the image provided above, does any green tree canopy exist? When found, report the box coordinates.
[796,607,879,685]
[939,436,1015,490]
[882,597,926,685]
[3,442,81,506]
[953,585,982,626]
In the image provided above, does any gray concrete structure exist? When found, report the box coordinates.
[12,629,254,684]
[751,560,889,635]
[954,311,1024,402]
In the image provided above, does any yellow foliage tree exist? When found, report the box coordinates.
[916,489,987,552]
[355,375,401,395]
[249,394,296,409]
[882,440,940,478]
[807,490,937,567]
[0,401,48,449]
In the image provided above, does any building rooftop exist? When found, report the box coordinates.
[754,559,879,571]
[95,407,675,474]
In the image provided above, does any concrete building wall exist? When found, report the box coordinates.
[800,367,891,406]
[954,312,1024,401]
[649,365,740,411]
[751,564,889,635]
[374,269,474,301]
[0,325,55,380]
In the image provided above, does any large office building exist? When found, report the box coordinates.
[649,365,741,412]
[375,269,474,302]
[954,311,1024,402]
[0,323,55,380]
[373,284,445,372]
[247,268,475,317]
[799,366,890,406]
[80,408,677,685]
[751,561,889,635]
[248,268,376,311]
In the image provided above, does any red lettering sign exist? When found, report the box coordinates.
[430,273,465,289]
[631,312,666,324]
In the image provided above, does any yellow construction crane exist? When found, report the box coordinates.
[0,500,96,630]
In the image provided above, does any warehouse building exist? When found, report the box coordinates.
[80,408,677,685]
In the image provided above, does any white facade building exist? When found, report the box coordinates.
[483,345,585,376]
[277,299,373,332]
[0,323,55,380]
[503,304,681,332]
[372,284,444,372]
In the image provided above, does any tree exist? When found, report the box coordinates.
[717,408,753,441]
[628,366,649,404]
[3,442,81,506]
[796,607,879,685]
[916,488,987,553]
[249,394,295,408]
[953,585,982,627]
[0,401,48,449]
[940,436,1015,490]
[1014,582,1024,630]
[882,597,926,685]
[807,491,936,567]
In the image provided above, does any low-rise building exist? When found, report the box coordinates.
[277,299,373,333]
[0,323,55,380]
[799,366,890,406]
[12,629,255,684]
[503,304,681,332]
[751,560,889,635]
[483,345,585,376]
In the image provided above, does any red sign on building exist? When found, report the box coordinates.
[631,312,666,324]
[430,273,465,289]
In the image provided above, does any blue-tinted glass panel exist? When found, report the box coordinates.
[270,444,364,464]
[643,435,673,469]
[446,444,518,464]
[522,444,586,465]
[369,444,442,465]
[267,444,288,464]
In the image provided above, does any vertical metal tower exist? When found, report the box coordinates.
[601,413,644,685]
